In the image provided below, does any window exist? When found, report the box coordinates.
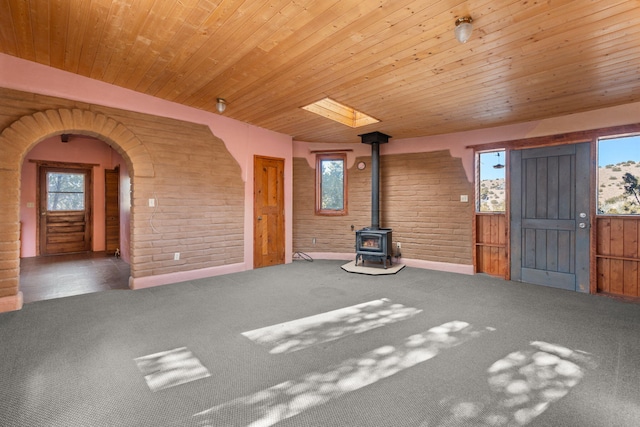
[597,135,640,215]
[316,153,347,215]
[477,150,506,212]
[47,172,85,211]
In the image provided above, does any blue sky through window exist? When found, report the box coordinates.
[478,151,506,181]
[598,135,640,167]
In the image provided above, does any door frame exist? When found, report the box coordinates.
[35,160,96,256]
[105,166,120,254]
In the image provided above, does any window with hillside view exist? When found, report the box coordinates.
[316,153,347,215]
[597,135,640,215]
[477,150,506,212]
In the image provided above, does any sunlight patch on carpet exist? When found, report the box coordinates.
[193,321,492,427]
[134,347,211,392]
[242,298,421,354]
[426,341,596,426]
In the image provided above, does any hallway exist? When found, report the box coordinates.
[19,252,130,303]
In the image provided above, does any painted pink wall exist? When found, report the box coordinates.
[20,136,128,258]
[2,53,292,278]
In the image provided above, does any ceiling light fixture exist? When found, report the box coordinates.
[493,152,505,169]
[216,98,227,114]
[455,17,473,44]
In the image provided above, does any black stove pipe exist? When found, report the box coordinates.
[370,141,380,230]
[359,131,391,231]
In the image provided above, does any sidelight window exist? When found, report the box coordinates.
[476,150,506,212]
[316,153,347,215]
[597,135,640,215]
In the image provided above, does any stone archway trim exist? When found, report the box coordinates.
[1,108,155,178]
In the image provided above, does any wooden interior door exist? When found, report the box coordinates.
[39,166,92,255]
[105,167,120,254]
[254,156,285,268]
[510,143,590,292]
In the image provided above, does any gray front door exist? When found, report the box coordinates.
[510,143,590,292]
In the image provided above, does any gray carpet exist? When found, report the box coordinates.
[0,260,638,426]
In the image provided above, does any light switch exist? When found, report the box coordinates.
[149,198,155,207]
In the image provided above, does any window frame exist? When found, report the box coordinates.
[476,149,506,213]
[596,134,640,216]
[315,153,348,216]
[46,171,86,211]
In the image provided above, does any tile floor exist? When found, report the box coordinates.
[19,251,130,303]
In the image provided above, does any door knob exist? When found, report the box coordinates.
[41,211,47,216]
[578,222,587,229]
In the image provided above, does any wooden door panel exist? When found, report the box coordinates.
[105,168,120,253]
[254,156,285,268]
[511,143,590,292]
[521,268,575,289]
[39,166,92,255]
[474,213,507,277]
[596,217,640,296]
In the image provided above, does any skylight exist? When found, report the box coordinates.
[302,97,379,128]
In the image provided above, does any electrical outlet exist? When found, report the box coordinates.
[397,242,401,249]
[174,252,180,260]
[460,194,469,203]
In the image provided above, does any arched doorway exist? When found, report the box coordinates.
[20,134,131,302]
[0,108,154,312]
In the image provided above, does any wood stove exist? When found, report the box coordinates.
[355,227,393,268]
[355,131,393,268]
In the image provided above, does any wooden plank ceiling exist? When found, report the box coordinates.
[2,0,640,143]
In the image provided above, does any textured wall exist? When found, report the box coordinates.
[0,87,244,301]
[293,150,473,265]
